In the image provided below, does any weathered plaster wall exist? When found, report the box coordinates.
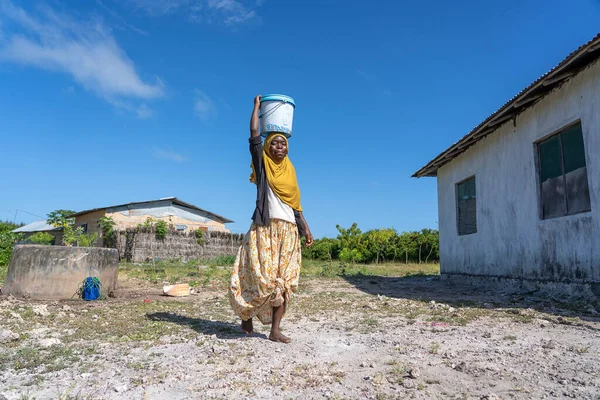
[2,245,119,299]
[437,60,600,283]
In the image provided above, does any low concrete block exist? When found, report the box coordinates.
[2,245,119,300]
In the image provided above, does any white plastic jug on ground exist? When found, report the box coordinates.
[259,94,295,138]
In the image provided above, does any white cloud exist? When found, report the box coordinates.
[127,0,260,27]
[126,0,190,16]
[193,90,216,121]
[152,147,189,162]
[136,103,154,119]
[0,1,164,117]
[96,0,150,36]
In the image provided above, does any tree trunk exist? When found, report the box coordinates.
[425,245,434,263]
[419,244,422,264]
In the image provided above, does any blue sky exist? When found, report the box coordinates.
[1,0,599,237]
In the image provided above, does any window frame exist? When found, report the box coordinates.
[535,120,591,220]
[455,175,477,236]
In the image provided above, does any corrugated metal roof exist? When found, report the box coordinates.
[413,32,600,178]
[67,197,234,224]
[13,220,60,233]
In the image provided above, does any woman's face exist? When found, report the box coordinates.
[269,136,288,162]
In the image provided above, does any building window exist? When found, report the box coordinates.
[80,223,88,234]
[456,176,477,236]
[538,121,590,219]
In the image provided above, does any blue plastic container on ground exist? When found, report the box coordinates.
[83,277,101,301]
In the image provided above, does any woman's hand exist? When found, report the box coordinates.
[250,95,261,137]
[305,232,314,247]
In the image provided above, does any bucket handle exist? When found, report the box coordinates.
[258,100,288,119]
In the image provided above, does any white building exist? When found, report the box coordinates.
[414,33,600,287]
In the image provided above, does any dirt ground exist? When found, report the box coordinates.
[1,273,599,400]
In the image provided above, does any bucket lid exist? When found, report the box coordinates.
[260,94,295,107]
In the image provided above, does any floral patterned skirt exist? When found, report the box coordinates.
[228,219,302,324]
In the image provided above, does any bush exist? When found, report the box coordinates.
[155,220,168,240]
[27,232,54,245]
[0,221,23,266]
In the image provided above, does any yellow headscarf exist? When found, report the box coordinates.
[249,133,302,211]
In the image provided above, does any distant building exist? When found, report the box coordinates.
[413,33,600,285]
[68,197,233,241]
[12,220,63,245]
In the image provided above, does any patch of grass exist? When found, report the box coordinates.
[0,263,7,286]
[24,374,45,387]
[570,345,590,354]
[119,257,233,286]
[8,345,77,373]
[361,317,380,327]
[429,342,440,354]
[300,260,440,278]
[503,335,517,341]
[386,364,406,384]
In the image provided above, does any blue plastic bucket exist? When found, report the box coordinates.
[259,94,295,138]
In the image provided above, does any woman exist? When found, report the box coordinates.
[229,95,313,344]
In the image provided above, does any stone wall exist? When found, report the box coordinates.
[2,245,119,299]
[115,229,245,263]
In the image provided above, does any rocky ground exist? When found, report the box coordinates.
[0,273,599,399]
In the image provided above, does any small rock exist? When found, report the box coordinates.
[32,304,50,317]
[62,305,73,311]
[81,309,89,314]
[542,340,557,349]
[369,363,376,368]
[9,311,23,322]
[0,330,19,343]
[481,395,500,400]
[81,373,92,379]
[402,378,416,389]
[39,338,61,348]
[453,361,467,372]
[448,307,456,313]
[113,384,128,393]
[408,367,421,379]
[482,332,492,339]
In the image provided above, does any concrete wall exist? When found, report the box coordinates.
[2,245,119,299]
[437,60,600,283]
[116,229,244,263]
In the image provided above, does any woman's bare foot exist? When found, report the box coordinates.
[241,318,253,334]
[269,332,291,343]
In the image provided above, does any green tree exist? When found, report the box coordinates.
[47,210,76,228]
[336,223,367,263]
[98,216,117,248]
[364,228,396,264]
